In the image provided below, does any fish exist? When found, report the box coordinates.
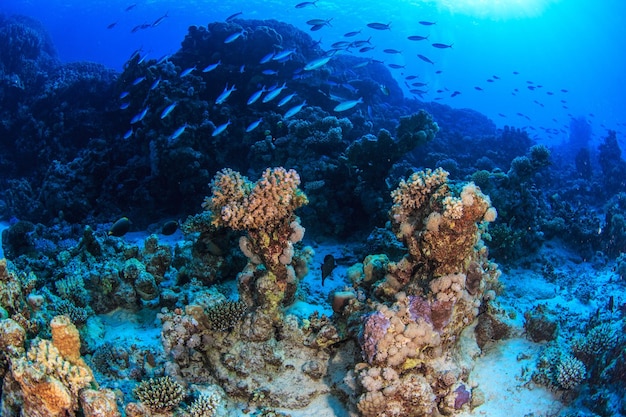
[262,82,287,103]
[150,78,161,90]
[417,54,434,65]
[321,254,336,286]
[306,18,333,26]
[125,4,137,12]
[273,49,296,61]
[160,102,178,119]
[109,217,131,236]
[608,295,614,313]
[130,106,149,124]
[246,118,263,132]
[132,76,146,85]
[561,89,569,93]
[215,84,237,104]
[304,56,331,71]
[450,91,461,97]
[278,93,297,107]
[332,41,351,49]
[180,66,195,77]
[226,11,243,21]
[161,220,178,235]
[260,52,275,64]
[351,37,372,47]
[224,30,245,44]
[107,22,118,29]
[419,20,436,25]
[152,12,169,27]
[123,129,133,139]
[212,119,231,136]
[295,0,318,8]
[262,69,279,75]
[383,49,402,54]
[474,86,483,91]
[202,60,221,72]
[388,64,405,69]
[119,102,130,110]
[169,124,188,141]
[367,22,391,30]
[380,85,389,95]
[432,43,453,48]
[405,75,419,80]
[407,35,428,41]
[119,91,130,99]
[359,46,375,53]
[411,82,428,87]
[310,24,325,31]
[352,61,371,69]
[334,97,363,112]
[284,100,307,118]
[344,30,362,37]
[247,87,267,105]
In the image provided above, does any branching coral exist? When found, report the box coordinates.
[133,375,185,412]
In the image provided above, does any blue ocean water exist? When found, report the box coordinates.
[3,0,626,146]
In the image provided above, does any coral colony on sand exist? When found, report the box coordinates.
[1,12,626,417]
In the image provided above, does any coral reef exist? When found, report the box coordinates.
[132,375,185,412]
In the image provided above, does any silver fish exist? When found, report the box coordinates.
[212,119,231,136]
[246,118,263,132]
[180,66,196,77]
[202,60,221,72]
[278,93,297,107]
[224,30,245,44]
[334,97,363,112]
[169,124,187,141]
[304,56,331,71]
[262,82,287,103]
[160,102,177,119]
[284,100,307,118]
[215,84,236,104]
[247,87,266,105]
[130,106,149,124]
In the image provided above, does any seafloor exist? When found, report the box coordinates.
[0,13,625,417]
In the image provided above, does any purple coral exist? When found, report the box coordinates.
[408,295,432,324]
[360,311,390,364]
[454,384,471,409]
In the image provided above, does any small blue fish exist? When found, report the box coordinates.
[202,60,221,73]
[284,100,307,118]
[303,56,331,71]
[295,0,318,8]
[246,118,263,132]
[212,119,231,136]
[226,11,243,21]
[417,54,435,65]
[240,64,246,73]
[273,49,296,61]
[278,93,297,107]
[260,52,275,64]
[262,69,279,75]
[160,102,178,119]
[123,129,133,139]
[119,102,130,110]
[334,97,363,112]
[247,87,267,105]
[119,91,130,99]
[224,30,245,44]
[215,84,236,104]
[180,66,196,77]
[130,106,149,124]
[169,124,188,141]
[132,76,146,85]
[150,78,161,90]
[262,82,287,103]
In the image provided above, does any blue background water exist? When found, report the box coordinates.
[2,0,625,147]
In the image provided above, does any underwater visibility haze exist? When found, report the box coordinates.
[0,0,625,416]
